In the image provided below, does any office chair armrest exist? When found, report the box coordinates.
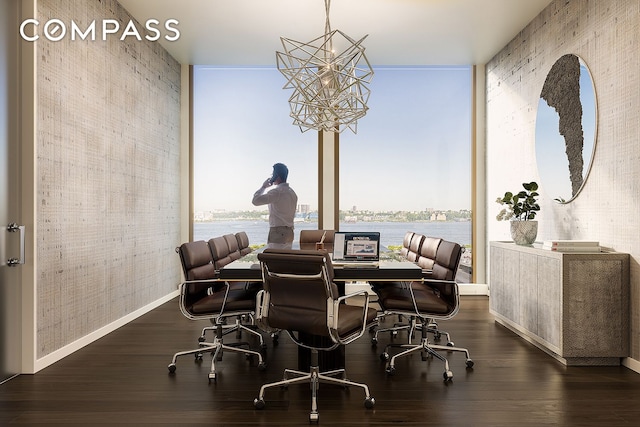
[180,278,228,295]
[327,290,371,345]
[421,279,457,297]
[254,290,277,333]
[407,279,459,319]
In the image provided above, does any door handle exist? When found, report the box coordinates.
[7,223,25,267]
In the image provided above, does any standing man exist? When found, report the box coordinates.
[252,163,298,249]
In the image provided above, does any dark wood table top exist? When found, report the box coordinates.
[218,258,423,282]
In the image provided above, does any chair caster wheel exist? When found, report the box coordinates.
[391,331,398,337]
[309,412,319,423]
[167,363,176,373]
[379,352,389,361]
[253,398,265,409]
[447,341,455,347]
[385,366,396,375]
[364,397,375,409]
[195,353,203,361]
[208,372,217,383]
[371,337,378,346]
[198,336,206,342]
[443,370,453,381]
[258,362,267,371]
[466,359,474,368]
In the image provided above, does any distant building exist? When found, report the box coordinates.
[194,211,214,221]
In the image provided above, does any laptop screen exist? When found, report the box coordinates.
[333,232,380,262]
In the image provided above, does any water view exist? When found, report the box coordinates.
[194,220,473,282]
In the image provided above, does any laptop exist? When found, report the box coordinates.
[331,232,380,268]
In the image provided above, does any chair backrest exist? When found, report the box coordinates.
[257,249,338,336]
[431,240,462,281]
[208,236,234,269]
[223,234,242,261]
[406,233,425,262]
[299,229,335,251]
[417,236,442,270]
[176,240,217,303]
[399,231,415,259]
[235,231,252,256]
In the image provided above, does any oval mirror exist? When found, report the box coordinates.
[535,54,597,203]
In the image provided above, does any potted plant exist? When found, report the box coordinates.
[496,181,540,245]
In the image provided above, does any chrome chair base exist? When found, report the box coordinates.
[253,350,374,423]
[168,323,266,382]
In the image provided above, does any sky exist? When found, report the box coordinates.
[193,66,472,213]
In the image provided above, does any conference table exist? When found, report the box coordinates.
[218,252,423,370]
[218,257,423,282]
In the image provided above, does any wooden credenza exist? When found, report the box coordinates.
[489,241,629,366]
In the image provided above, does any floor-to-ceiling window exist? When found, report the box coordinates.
[192,66,318,247]
[193,66,472,281]
[340,66,472,282]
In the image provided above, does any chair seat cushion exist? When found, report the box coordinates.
[269,305,377,338]
[336,305,378,337]
[377,282,452,315]
[188,288,256,315]
[228,281,263,295]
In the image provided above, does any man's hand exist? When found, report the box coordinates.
[262,178,273,189]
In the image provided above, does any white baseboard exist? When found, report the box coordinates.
[622,357,640,374]
[459,283,489,295]
[32,290,179,373]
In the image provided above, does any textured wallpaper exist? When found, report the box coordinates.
[36,0,182,357]
[486,0,640,360]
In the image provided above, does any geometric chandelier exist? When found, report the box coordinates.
[275,0,374,134]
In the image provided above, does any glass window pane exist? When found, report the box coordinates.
[192,66,318,247]
[340,66,472,282]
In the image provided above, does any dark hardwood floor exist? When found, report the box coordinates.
[2,295,640,426]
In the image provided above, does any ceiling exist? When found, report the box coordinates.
[118,0,554,66]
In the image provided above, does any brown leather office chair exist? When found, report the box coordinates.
[399,231,415,259]
[405,232,425,262]
[418,240,464,346]
[299,229,335,252]
[253,248,376,422]
[235,231,253,256]
[372,240,472,375]
[371,235,442,343]
[418,236,443,274]
[168,241,265,382]
[376,278,473,380]
[223,233,243,261]
[209,235,262,294]
[207,236,265,345]
[373,238,460,344]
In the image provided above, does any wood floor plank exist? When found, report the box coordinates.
[2,296,640,425]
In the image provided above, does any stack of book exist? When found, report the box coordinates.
[542,240,601,252]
